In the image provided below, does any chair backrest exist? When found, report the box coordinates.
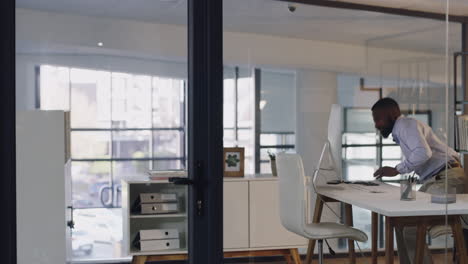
[276,153,307,236]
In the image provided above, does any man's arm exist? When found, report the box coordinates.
[394,121,432,174]
[374,121,432,179]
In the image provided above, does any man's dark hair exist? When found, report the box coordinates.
[371,97,400,112]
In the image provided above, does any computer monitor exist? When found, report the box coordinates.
[313,104,343,185]
[327,104,343,178]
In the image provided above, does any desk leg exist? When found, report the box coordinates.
[306,197,324,264]
[371,212,378,264]
[385,216,394,264]
[345,203,356,264]
[451,216,468,264]
[414,223,427,264]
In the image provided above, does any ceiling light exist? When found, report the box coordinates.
[97,42,103,47]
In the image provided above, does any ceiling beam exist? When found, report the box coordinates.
[279,0,468,23]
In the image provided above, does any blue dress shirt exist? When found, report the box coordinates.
[392,116,459,182]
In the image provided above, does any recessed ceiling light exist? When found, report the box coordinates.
[97,42,103,47]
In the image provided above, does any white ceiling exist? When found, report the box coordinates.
[15,0,464,53]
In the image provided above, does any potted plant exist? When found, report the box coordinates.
[268,150,277,176]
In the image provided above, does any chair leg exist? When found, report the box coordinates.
[318,239,324,264]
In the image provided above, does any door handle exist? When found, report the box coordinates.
[67,206,75,229]
[169,177,194,185]
[169,161,204,215]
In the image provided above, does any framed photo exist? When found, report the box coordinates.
[223,147,244,177]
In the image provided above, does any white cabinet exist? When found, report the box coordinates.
[123,176,307,257]
[249,180,307,248]
[223,181,249,249]
[16,111,71,264]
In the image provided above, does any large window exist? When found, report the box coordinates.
[223,67,255,174]
[39,65,186,259]
[40,65,186,208]
[223,68,297,174]
[259,70,296,173]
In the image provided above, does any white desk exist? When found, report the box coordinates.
[313,182,468,264]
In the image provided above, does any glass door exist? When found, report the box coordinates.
[14,0,223,263]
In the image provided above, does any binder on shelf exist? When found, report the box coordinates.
[140,203,179,214]
[138,229,179,240]
[134,238,181,251]
[131,191,179,214]
[140,193,178,203]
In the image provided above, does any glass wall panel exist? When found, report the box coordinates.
[223,0,457,262]
[16,0,188,262]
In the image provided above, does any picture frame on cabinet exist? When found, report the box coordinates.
[223,147,244,177]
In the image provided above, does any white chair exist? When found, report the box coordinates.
[276,153,368,264]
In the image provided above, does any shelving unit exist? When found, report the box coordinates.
[122,179,188,255]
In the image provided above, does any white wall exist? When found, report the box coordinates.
[337,74,380,109]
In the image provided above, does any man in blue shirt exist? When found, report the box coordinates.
[372,97,465,264]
